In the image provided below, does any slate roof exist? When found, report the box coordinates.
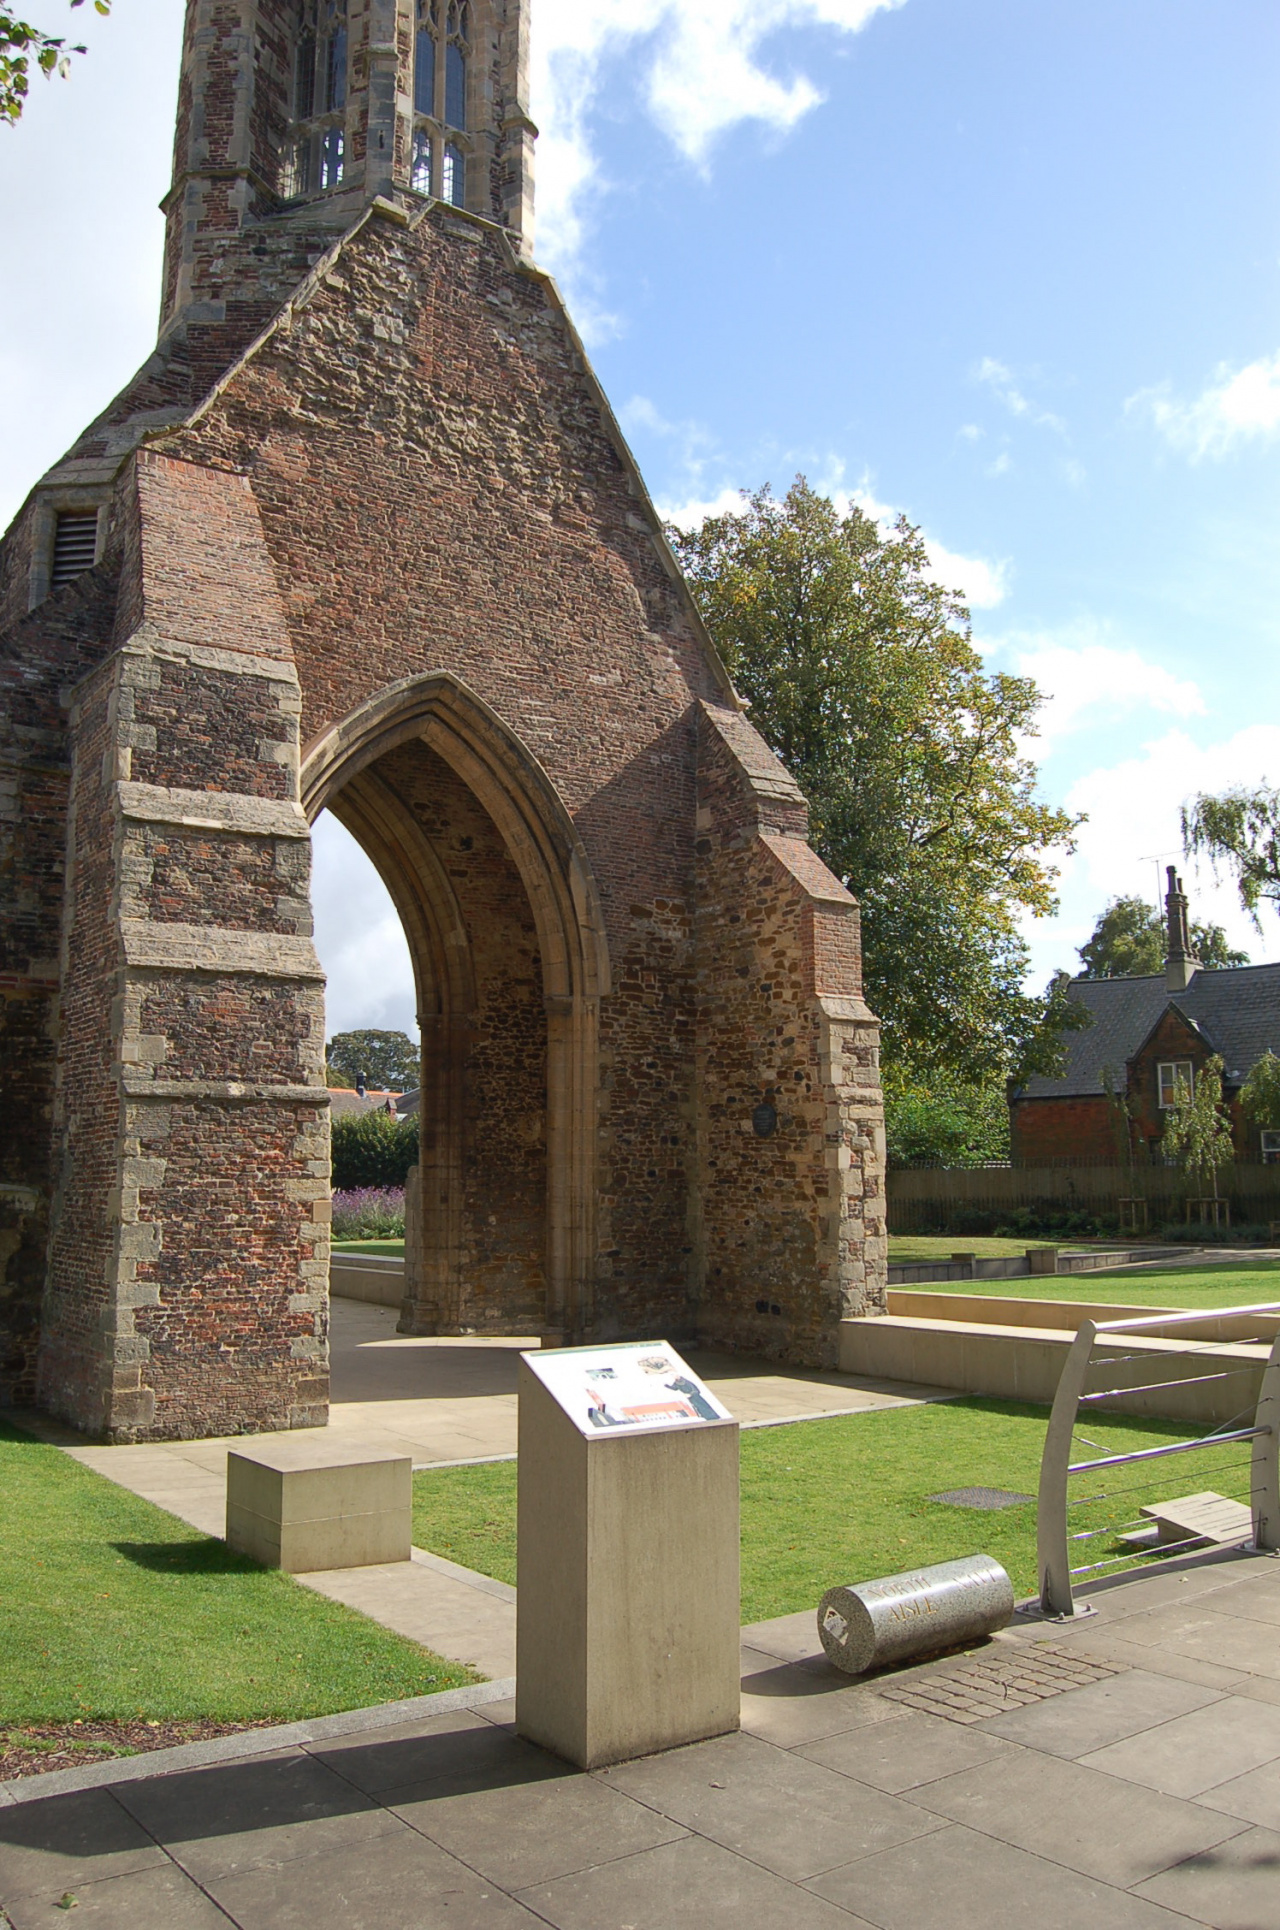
[1020,962,1280,1099]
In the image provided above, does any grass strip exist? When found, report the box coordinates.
[917,1259,1280,1309]
[0,1422,474,1724]
[413,1397,1256,1623]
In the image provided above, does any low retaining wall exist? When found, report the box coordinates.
[330,1254,405,1309]
[886,1246,1168,1286]
[841,1302,1269,1425]
[887,1162,1280,1233]
[887,1290,1280,1346]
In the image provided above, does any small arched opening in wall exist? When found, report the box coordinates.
[303,673,610,1341]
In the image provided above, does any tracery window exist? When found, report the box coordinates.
[281,0,348,198]
[411,0,469,206]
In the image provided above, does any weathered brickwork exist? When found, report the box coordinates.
[0,0,885,1439]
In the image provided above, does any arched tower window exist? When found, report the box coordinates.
[281,0,348,199]
[411,0,469,207]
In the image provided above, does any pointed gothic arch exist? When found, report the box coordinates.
[302,673,610,1340]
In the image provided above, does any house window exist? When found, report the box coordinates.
[1157,1060,1194,1109]
[1261,1131,1280,1165]
[50,511,100,589]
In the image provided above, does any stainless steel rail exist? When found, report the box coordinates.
[1037,1305,1280,1617]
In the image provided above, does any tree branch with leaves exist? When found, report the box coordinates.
[1183,786,1280,930]
[1,0,109,126]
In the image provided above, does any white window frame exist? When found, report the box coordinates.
[1260,1130,1280,1165]
[1157,1060,1194,1109]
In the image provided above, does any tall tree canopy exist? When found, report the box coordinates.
[326,1029,420,1091]
[1077,894,1247,978]
[670,479,1079,1084]
[1183,785,1280,927]
[1,1,108,125]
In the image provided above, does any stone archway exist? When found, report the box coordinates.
[302,673,611,1344]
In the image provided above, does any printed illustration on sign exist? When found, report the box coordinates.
[523,1341,734,1436]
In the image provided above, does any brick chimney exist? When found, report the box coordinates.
[1165,864,1199,992]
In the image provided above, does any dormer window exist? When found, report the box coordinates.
[411,0,469,207]
[282,0,348,199]
[1158,1060,1194,1108]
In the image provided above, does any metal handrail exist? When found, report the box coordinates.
[1037,1305,1280,1616]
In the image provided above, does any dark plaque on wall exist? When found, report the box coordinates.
[752,1102,778,1139]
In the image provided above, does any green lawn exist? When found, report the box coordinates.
[413,1398,1253,1622]
[889,1235,1061,1262]
[332,1238,405,1256]
[918,1258,1280,1310]
[0,1423,474,1724]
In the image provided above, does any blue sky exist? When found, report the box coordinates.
[3,0,1278,1043]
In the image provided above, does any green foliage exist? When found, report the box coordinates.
[883,1070,1010,1169]
[414,1399,1252,1619]
[1078,894,1247,977]
[1,0,109,126]
[1184,785,1280,928]
[670,478,1081,1083]
[326,1028,419,1091]
[330,1109,418,1188]
[0,1421,471,1721]
[904,1258,1280,1308]
[1241,1049,1280,1130]
[1161,1053,1235,1198]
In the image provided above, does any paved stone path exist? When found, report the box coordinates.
[35,1299,952,1679]
[4,1545,1280,1927]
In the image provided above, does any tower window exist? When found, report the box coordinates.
[411,127,432,195]
[326,26,347,112]
[320,125,344,190]
[50,511,99,589]
[443,142,464,207]
[295,33,316,117]
[445,43,465,130]
[414,28,435,116]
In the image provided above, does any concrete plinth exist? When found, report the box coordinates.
[225,1440,412,1573]
[515,1347,740,1769]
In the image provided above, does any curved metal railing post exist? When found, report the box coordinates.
[1251,1331,1280,1552]
[1037,1319,1097,1617]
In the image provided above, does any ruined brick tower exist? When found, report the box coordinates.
[0,0,886,1442]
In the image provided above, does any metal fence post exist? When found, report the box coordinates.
[1037,1320,1097,1617]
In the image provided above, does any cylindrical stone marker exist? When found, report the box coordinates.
[817,1554,1014,1675]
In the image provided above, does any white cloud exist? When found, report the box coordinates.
[657,485,752,527]
[846,480,1009,608]
[1021,723,1280,986]
[1127,350,1280,460]
[531,0,903,294]
[975,357,1067,435]
[1002,625,1205,749]
[312,814,419,1042]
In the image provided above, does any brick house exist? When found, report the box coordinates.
[1011,868,1280,1166]
[0,0,886,1440]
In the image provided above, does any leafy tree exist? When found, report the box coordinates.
[330,1111,419,1189]
[1,0,109,126]
[1240,1050,1280,1132]
[326,1029,419,1091]
[1161,1054,1235,1200]
[1183,786,1280,928]
[883,1071,1010,1169]
[1078,894,1248,978]
[670,479,1081,1083]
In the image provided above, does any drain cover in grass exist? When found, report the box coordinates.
[929,1487,1034,1510]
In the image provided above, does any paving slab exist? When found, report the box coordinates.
[1079,1693,1280,1797]
[797,1709,1014,1792]
[806,1822,1201,1929]
[975,1666,1223,1757]
[5,1860,233,1929]
[1135,1823,1280,1929]
[905,1744,1246,1886]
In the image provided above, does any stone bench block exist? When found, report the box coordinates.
[225,1441,412,1573]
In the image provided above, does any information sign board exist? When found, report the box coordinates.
[523,1340,732,1437]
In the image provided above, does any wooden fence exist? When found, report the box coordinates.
[886,1162,1280,1234]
